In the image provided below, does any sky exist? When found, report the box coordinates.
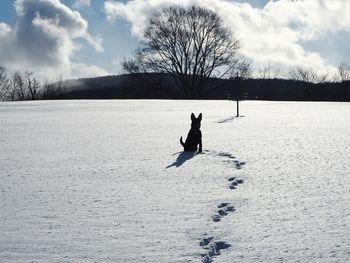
[1,0,350,80]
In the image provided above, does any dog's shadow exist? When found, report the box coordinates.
[166,151,197,168]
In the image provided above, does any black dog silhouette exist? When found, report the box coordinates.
[180,113,202,152]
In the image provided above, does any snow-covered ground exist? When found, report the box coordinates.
[1,100,349,263]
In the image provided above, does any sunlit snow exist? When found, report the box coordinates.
[1,100,349,262]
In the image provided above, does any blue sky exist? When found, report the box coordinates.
[0,0,349,79]
[67,0,139,75]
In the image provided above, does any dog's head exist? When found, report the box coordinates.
[191,113,202,130]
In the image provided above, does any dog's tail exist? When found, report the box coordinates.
[180,136,185,147]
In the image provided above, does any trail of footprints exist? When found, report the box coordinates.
[199,152,245,263]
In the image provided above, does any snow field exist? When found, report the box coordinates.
[1,100,350,262]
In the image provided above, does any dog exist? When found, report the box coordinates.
[180,113,202,152]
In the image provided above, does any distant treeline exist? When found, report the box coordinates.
[61,73,350,102]
[1,69,350,102]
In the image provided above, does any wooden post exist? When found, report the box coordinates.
[236,100,239,117]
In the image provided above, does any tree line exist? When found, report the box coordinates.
[0,66,66,101]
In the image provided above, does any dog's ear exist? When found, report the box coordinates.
[198,113,202,121]
[191,113,195,121]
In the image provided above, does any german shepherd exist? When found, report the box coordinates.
[180,113,202,152]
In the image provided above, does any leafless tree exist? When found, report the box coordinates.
[54,75,66,96]
[41,75,66,99]
[10,71,26,101]
[289,66,329,84]
[259,62,281,79]
[0,66,10,101]
[334,63,350,100]
[337,63,350,82]
[289,66,329,99]
[42,80,54,99]
[230,57,252,80]
[122,59,141,75]
[123,6,244,98]
[24,72,41,100]
[1,67,67,101]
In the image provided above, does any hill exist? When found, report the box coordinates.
[61,73,350,101]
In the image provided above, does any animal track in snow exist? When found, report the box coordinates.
[199,236,214,247]
[233,160,246,169]
[218,152,235,159]
[228,177,244,190]
[198,151,246,262]
[211,151,246,170]
[211,202,235,222]
[199,235,231,263]
[223,159,246,169]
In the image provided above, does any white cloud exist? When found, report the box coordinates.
[0,0,103,79]
[71,63,110,78]
[84,33,104,52]
[0,23,11,37]
[73,0,91,8]
[104,0,350,75]
[105,0,182,38]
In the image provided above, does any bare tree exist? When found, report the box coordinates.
[1,70,30,101]
[122,58,142,75]
[54,75,66,96]
[335,63,350,100]
[259,62,281,79]
[42,80,55,99]
[10,71,26,101]
[230,57,252,80]
[24,72,41,100]
[2,67,67,101]
[0,66,10,101]
[289,66,329,83]
[123,6,243,98]
[337,63,350,82]
[41,75,66,99]
[289,66,329,99]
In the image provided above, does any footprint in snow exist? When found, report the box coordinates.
[218,152,235,159]
[211,202,235,222]
[228,177,244,190]
[199,235,231,263]
[233,160,246,169]
[211,151,246,170]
